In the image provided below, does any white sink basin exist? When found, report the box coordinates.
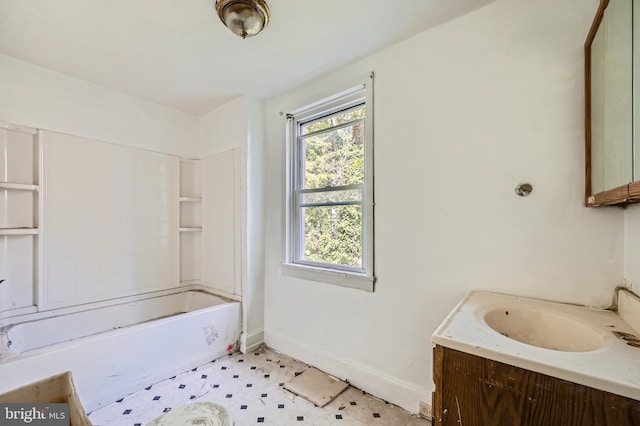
[484,308,603,352]
[432,290,640,401]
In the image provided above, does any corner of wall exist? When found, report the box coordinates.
[197,96,249,159]
[197,95,267,355]
[240,328,265,353]
[264,330,430,414]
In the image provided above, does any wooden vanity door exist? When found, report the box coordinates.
[433,345,640,426]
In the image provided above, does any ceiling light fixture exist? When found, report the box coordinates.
[215,0,270,39]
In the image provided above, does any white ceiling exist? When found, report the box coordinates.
[0,0,497,115]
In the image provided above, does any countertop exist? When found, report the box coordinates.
[432,290,640,401]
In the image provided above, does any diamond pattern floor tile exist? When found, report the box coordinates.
[88,346,431,425]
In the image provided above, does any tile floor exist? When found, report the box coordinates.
[88,346,431,426]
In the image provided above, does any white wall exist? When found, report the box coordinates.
[199,97,266,352]
[264,0,624,413]
[201,148,242,296]
[0,54,198,158]
[199,97,248,159]
[42,131,179,309]
[245,98,267,351]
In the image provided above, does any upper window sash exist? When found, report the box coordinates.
[299,115,365,140]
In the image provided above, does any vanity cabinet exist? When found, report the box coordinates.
[433,345,640,425]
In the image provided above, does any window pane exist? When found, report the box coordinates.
[301,105,366,135]
[300,121,365,189]
[301,205,362,267]
[299,187,362,206]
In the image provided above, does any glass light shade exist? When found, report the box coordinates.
[217,0,269,39]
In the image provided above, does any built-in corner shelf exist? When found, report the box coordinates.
[0,182,39,191]
[178,159,203,286]
[179,197,202,203]
[0,120,41,315]
[0,228,39,235]
[179,227,202,232]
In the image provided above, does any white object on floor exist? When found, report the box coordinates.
[145,402,233,426]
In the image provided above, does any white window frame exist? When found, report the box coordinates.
[282,73,375,291]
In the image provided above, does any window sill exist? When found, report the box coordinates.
[280,263,375,292]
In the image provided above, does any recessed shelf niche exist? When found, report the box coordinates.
[0,121,41,316]
[179,159,202,285]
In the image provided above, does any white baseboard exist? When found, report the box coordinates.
[264,329,430,414]
[240,328,265,353]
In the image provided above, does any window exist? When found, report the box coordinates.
[284,76,374,291]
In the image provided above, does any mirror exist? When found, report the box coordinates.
[585,0,636,206]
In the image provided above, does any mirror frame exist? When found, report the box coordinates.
[585,0,640,207]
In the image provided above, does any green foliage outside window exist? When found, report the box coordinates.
[299,106,366,267]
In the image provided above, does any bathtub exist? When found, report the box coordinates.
[0,290,241,412]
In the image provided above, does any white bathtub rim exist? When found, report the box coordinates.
[0,285,190,325]
[1,296,239,361]
[0,284,234,327]
[0,306,226,362]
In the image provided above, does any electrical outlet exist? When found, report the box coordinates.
[418,401,433,419]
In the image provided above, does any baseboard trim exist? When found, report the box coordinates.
[264,329,430,413]
[240,328,264,353]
